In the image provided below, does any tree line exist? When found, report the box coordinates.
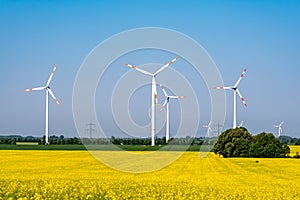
[0,135,214,145]
[109,136,214,146]
[1,131,300,148]
[0,135,82,145]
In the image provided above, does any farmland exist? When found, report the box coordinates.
[289,145,300,156]
[0,148,300,199]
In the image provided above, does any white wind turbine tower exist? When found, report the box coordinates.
[125,56,179,146]
[215,69,247,129]
[159,83,185,143]
[274,121,284,137]
[23,65,60,144]
[203,122,213,137]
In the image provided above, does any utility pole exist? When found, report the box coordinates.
[214,120,223,136]
[86,122,95,139]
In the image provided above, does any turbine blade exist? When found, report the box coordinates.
[125,63,153,76]
[236,89,247,107]
[23,87,45,92]
[234,68,247,88]
[48,89,60,105]
[154,56,179,76]
[239,120,244,127]
[159,83,168,97]
[280,121,284,126]
[160,98,168,111]
[46,65,58,86]
[214,86,232,90]
[169,95,186,99]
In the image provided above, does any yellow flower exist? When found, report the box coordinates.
[0,149,300,199]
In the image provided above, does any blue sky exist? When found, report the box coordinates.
[0,0,299,138]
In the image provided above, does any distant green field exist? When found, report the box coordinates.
[0,144,87,150]
[0,144,213,151]
[16,142,39,145]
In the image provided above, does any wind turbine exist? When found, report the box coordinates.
[214,69,247,128]
[159,83,185,143]
[203,122,213,137]
[23,65,60,144]
[238,120,244,128]
[125,56,179,146]
[274,121,284,137]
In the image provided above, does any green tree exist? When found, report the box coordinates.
[213,127,253,158]
[250,132,290,158]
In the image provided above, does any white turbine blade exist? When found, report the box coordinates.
[236,89,247,107]
[214,86,232,90]
[154,56,179,76]
[23,86,45,92]
[234,68,247,88]
[279,121,284,126]
[274,125,279,128]
[125,63,153,76]
[169,95,186,99]
[160,98,168,111]
[48,89,60,105]
[46,65,58,86]
[159,83,168,97]
[203,124,208,128]
[239,120,244,127]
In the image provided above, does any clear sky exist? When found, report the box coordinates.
[0,0,299,138]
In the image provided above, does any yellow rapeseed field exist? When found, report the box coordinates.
[0,149,300,199]
[289,145,300,157]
